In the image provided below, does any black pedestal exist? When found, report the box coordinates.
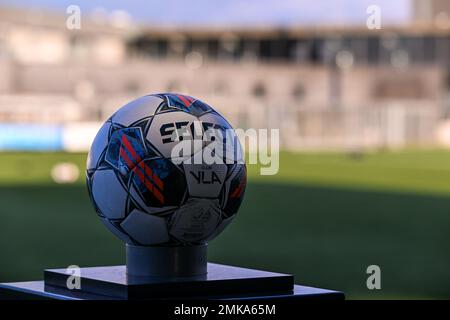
[0,263,344,300]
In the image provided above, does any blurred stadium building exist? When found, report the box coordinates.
[1,0,450,150]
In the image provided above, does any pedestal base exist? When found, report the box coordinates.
[126,244,207,278]
[0,263,344,300]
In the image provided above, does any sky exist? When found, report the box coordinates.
[0,0,410,27]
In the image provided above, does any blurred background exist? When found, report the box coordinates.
[1,0,450,299]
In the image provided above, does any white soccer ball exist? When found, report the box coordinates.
[86,93,246,245]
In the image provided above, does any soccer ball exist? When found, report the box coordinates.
[86,93,246,246]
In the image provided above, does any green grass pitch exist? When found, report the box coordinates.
[0,150,450,299]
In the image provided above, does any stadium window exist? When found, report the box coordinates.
[241,38,259,62]
[401,37,421,64]
[322,37,342,64]
[156,39,168,58]
[350,37,369,65]
[444,73,450,93]
[141,40,158,58]
[292,40,310,63]
[309,38,323,64]
[292,84,305,100]
[270,38,289,60]
[435,36,450,65]
[367,36,380,65]
[168,34,186,58]
[423,36,436,64]
[259,39,272,61]
[219,33,238,60]
[207,39,219,60]
[252,82,267,98]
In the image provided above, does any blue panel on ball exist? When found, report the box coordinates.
[157,93,213,117]
[131,158,186,208]
[105,127,147,176]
